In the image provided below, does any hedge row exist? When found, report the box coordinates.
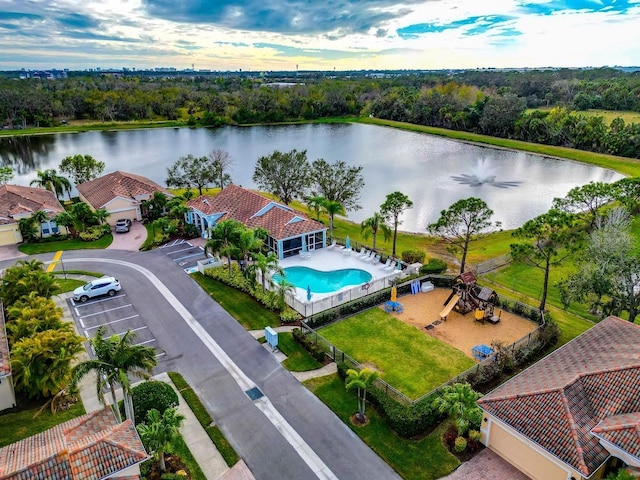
[292,328,326,362]
[167,372,239,468]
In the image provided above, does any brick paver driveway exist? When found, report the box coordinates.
[442,449,531,480]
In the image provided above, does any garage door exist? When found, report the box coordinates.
[0,228,18,246]
[489,422,569,480]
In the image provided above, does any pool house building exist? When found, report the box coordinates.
[185,184,327,259]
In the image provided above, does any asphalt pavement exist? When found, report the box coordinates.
[11,248,401,480]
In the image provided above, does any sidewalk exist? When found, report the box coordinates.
[55,292,242,480]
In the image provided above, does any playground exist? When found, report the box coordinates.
[382,284,538,361]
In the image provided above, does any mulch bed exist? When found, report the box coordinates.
[143,455,191,480]
[443,425,484,463]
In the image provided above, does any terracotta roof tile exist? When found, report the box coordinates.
[0,408,147,480]
[186,184,326,240]
[591,413,640,461]
[76,171,173,209]
[0,185,64,225]
[479,316,640,476]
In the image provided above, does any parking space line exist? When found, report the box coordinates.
[72,294,127,308]
[155,352,166,358]
[166,246,196,255]
[79,304,133,318]
[114,326,148,337]
[84,315,140,330]
[135,338,156,346]
[173,252,206,261]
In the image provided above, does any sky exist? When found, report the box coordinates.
[1,0,639,72]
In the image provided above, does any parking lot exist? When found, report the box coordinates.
[68,292,165,361]
[160,238,209,273]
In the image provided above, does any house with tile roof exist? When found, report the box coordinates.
[478,316,640,480]
[185,184,327,259]
[0,407,148,480]
[0,307,16,412]
[77,171,173,226]
[0,185,66,246]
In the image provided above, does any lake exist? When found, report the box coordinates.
[0,123,624,232]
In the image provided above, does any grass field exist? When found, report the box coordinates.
[319,309,475,399]
[305,374,460,480]
[526,108,640,126]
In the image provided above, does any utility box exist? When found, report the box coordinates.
[265,326,278,351]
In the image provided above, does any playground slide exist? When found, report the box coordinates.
[440,294,460,319]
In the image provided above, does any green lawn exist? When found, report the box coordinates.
[305,374,459,480]
[18,234,113,254]
[190,273,280,329]
[277,332,323,371]
[319,309,475,399]
[0,398,86,447]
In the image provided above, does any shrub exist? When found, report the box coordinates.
[131,381,179,425]
[401,249,425,264]
[419,258,448,274]
[280,308,300,324]
[454,436,467,453]
[468,429,481,441]
[79,224,110,241]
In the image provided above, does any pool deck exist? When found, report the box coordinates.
[278,246,401,302]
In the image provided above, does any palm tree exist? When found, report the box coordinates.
[18,217,39,243]
[137,407,186,473]
[345,368,378,423]
[94,208,110,225]
[30,169,72,200]
[360,212,392,251]
[246,251,282,291]
[323,199,345,241]
[204,219,242,273]
[236,226,263,267]
[432,383,482,436]
[68,201,95,232]
[72,326,157,424]
[275,279,295,312]
[305,196,326,221]
[30,210,50,238]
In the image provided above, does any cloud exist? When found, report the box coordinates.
[140,0,426,35]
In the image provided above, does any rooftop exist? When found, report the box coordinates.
[0,185,64,225]
[77,171,173,209]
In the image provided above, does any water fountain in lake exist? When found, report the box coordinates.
[451,158,522,189]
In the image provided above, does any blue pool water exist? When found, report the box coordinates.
[275,266,372,293]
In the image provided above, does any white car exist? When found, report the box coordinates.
[73,276,121,302]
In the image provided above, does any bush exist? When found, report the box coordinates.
[454,436,467,453]
[468,429,481,441]
[280,308,300,324]
[419,258,448,274]
[131,381,179,425]
[401,249,426,264]
[292,328,326,362]
[78,224,110,241]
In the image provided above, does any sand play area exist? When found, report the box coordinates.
[385,288,538,361]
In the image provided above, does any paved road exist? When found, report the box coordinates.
[3,250,400,480]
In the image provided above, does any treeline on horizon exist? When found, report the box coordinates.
[2,67,640,158]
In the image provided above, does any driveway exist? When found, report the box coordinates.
[442,448,531,480]
[107,220,147,251]
[0,244,26,262]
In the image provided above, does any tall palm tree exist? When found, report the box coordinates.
[345,368,378,423]
[360,212,392,251]
[246,251,282,291]
[275,278,295,312]
[432,383,483,436]
[30,169,72,200]
[204,219,242,273]
[137,407,186,473]
[72,326,157,424]
[305,196,326,221]
[323,199,345,241]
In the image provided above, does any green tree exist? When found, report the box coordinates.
[18,217,39,243]
[6,293,66,343]
[612,176,640,214]
[30,210,50,238]
[311,159,365,212]
[0,259,59,305]
[360,212,391,251]
[68,201,96,232]
[10,329,84,399]
[380,192,413,256]
[275,279,295,312]
[29,168,72,200]
[252,149,312,205]
[552,181,615,231]
[0,166,14,185]
[137,407,186,473]
[305,196,326,221]
[166,154,217,195]
[72,326,157,424]
[59,154,105,185]
[511,209,581,311]
[345,368,378,423]
[53,211,76,237]
[209,148,234,189]
[246,251,282,291]
[204,219,243,273]
[93,208,110,225]
[322,200,345,241]
[432,383,482,436]
[427,197,500,273]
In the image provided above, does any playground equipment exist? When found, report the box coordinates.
[441,272,500,323]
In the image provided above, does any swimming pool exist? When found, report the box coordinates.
[275,266,373,293]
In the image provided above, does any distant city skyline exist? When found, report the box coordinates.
[1,0,639,71]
